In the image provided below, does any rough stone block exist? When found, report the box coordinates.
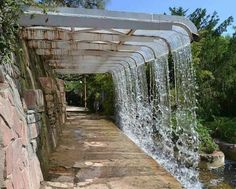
[0,66,5,83]
[12,169,25,189]
[200,151,225,170]
[0,123,5,189]
[29,123,39,139]
[5,144,13,176]
[12,139,23,167]
[6,90,14,106]
[23,89,44,109]
[21,121,29,146]
[56,79,65,92]
[13,112,23,139]
[0,94,15,128]
[29,157,43,189]
[26,110,39,139]
[22,169,31,189]
[45,94,53,101]
[0,118,13,147]
[31,139,38,153]
[5,180,13,189]
[39,77,55,91]
[19,147,29,171]
[216,139,236,161]
[21,98,28,111]
[47,102,55,108]
[26,110,36,124]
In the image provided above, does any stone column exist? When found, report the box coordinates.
[56,79,66,124]
[39,77,66,148]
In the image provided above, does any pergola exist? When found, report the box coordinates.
[19,6,198,74]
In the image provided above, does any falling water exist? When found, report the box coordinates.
[112,44,202,189]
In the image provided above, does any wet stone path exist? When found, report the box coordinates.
[41,112,183,189]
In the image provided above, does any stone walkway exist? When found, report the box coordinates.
[41,112,182,189]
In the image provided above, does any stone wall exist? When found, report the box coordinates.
[0,63,43,188]
[0,125,4,188]
[0,41,67,188]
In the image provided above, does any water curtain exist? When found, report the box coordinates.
[112,40,201,188]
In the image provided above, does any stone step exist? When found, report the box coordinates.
[40,181,77,189]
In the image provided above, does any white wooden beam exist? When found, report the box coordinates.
[28,41,141,51]
[47,59,127,65]
[21,29,156,42]
[42,50,146,65]
[20,6,197,37]
[20,9,172,30]
[36,49,141,57]
[46,55,131,62]
[55,67,119,74]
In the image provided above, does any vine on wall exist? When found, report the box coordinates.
[0,0,35,64]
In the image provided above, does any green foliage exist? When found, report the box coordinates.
[86,73,114,115]
[64,80,83,91]
[57,74,83,81]
[40,0,109,9]
[169,7,188,16]
[205,117,236,144]
[63,73,114,115]
[196,122,219,154]
[170,7,236,120]
[170,7,236,145]
[0,0,36,64]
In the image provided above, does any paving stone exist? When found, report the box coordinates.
[45,112,182,189]
[46,181,74,188]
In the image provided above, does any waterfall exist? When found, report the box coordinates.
[112,44,202,189]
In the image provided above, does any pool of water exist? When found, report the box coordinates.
[200,160,236,188]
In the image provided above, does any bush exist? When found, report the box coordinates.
[196,122,219,154]
[205,117,236,143]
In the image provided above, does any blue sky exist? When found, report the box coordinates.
[106,0,236,35]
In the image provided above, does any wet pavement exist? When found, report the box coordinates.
[41,112,183,189]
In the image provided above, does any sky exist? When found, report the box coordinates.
[106,0,236,35]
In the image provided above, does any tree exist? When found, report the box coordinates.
[40,0,108,9]
[169,7,235,119]
[169,7,188,16]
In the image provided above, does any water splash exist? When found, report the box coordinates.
[112,44,202,189]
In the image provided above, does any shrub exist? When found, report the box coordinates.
[206,117,236,143]
[196,122,219,154]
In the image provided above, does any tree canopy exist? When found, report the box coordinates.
[170,7,236,119]
[39,0,108,9]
